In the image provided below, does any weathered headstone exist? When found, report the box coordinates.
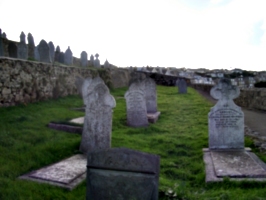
[80,51,88,67]
[79,77,116,155]
[0,29,3,56]
[89,54,94,66]
[125,81,149,127]
[54,46,60,63]
[2,32,6,39]
[8,42,17,58]
[104,59,109,68]
[177,79,187,94]
[38,40,51,63]
[64,46,73,65]
[86,148,160,200]
[94,53,100,67]
[48,41,55,62]
[17,32,28,60]
[59,52,65,64]
[208,78,244,149]
[34,46,40,61]
[27,33,35,59]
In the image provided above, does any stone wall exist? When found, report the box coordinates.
[190,84,266,111]
[0,57,133,107]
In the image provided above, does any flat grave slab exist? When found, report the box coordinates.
[147,112,161,123]
[19,154,87,190]
[203,148,266,182]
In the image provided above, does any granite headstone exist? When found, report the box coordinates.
[177,79,187,94]
[34,46,40,61]
[64,46,73,65]
[27,33,35,59]
[38,40,51,63]
[208,78,244,149]
[48,41,55,62]
[104,60,110,68]
[90,54,94,66]
[80,51,88,67]
[17,32,28,60]
[125,81,149,127]
[79,77,116,155]
[59,52,65,64]
[86,148,160,200]
[54,46,60,63]
[143,78,157,113]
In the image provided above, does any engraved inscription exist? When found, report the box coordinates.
[210,109,243,128]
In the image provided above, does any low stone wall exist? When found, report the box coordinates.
[191,84,266,111]
[0,57,133,107]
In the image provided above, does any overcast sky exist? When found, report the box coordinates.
[1,0,266,71]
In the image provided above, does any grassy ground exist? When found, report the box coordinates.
[0,86,266,200]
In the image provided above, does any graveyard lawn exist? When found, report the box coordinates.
[0,86,266,200]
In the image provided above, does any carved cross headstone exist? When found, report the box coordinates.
[86,148,160,200]
[48,41,55,62]
[38,40,51,63]
[208,78,244,149]
[80,51,88,67]
[17,31,28,60]
[125,81,149,127]
[143,78,157,113]
[79,77,116,155]
[27,33,35,59]
[94,53,100,67]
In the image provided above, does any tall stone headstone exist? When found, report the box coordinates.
[0,29,3,56]
[79,77,116,155]
[90,54,94,67]
[48,41,55,62]
[59,52,65,64]
[64,46,73,65]
[80,51,88,67]
[208,78,244,149]
[86,148,160,200]
[54,46,60,62]
[34,46,40,61]
[17,31,28,59]
[125,81,149,127]
[143,78,157,113]
[104,60,110,68]
[38,40,51,63]
[8,42,17,58]
[177,79,187,94]
[27,33,35,59]
[94,53,100,67]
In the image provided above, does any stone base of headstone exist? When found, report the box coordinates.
[203,148,266,182]
[48,122,82,134]
[19,154,87,190]
[147,112,161,123]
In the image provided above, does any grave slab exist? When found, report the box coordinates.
[19,154,87,190]
[203,148,266,182]
[147,112,161,123]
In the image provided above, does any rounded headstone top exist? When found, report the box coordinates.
[210,78,240,100]
[20,31,26,43]
[95,53,99,58]
[56,45,60,52]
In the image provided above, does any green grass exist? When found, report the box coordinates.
[1,86,266,200]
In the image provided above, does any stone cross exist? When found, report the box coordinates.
[94,53,100,67]
[17,31,28,59]
[125,80,149,127]
[80,51,88,67]
[208,78,244,149]
[64,46,73,65]
[79,77,116,155]
[38,40,51,63]
[27,33,35,59]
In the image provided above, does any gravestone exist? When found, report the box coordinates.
[94,53,100,67]
[208,78,244,149]
[59,52,65,64]
[34,46,40,61]
[0,29,3,56]
[86,148,160,200]
[90,54,94,66]
[177,79,187,94]
[80,51,88,67]
[64,46,73,65]
[38,40,51,63]
[27,33,35,59]
[8,42,18,58]
[79,77,116,155]
[125,81,149,127]
[203,78,266,182]
[48,41,55,62]
[54,46,60,62]
[17,32,28,60]
[104,59,109,68]
[2,32,7,39]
